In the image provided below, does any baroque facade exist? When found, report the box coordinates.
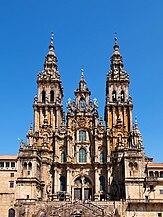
[0,36,163,217]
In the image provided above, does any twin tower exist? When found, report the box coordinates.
[16,36,145,203]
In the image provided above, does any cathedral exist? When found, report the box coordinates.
[0,35,163,217]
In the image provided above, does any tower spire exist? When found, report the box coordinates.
[110,35,124,72]
[44,32,57,70]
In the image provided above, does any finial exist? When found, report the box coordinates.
[114,32,118,45]
[100,114,103,122]
[135,116,138,123]
[30,121,33,130]
[81,67,84,76]
[62,112,65,124]
[50,32,54,45]
[134,117,138,128]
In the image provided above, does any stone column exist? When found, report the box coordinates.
[94,167,99,201]
[53,168,56,193]
[40,108,43,126]
[129,107,132,132]
[50,108,54,129]
[113,107,116,127]
[53,167,58,201]
[123,107,126,128]
[67,168,71,195]
[34,108,39,131]
[107,167,111,199]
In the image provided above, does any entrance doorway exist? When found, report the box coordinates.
[84,188,92,200]
[73,176,92,201]
[74,188,82,200]
[8,208,15,217]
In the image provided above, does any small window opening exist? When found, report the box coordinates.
[0,162,4,167]
[42,90,46,103]
[145,195,149,202]
[50,90,54,102]
[149,171,154,177]
[8,208,15,217]
[79,148,87,162]
[100,176,105,192]
[28,162,32,170]
[155,171,159,177]
[10,173,14,177]
[11,162,15,168]
[6,162,10,167]
[23,162,27,170]
[79,98,86,109]
[61,152,66,163]
[150,185,154,191]
[60,176,66,191]
[129,162,133,168]
[121,91,125,102]
[134,162,138,169]
[160,190,163,194]
[100,151,104,163]
[112,91,116,102]
[10,181,14,188]
[160,171,163,178]
[79,130,86,142]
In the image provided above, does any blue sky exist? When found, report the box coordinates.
[0,0,163,162]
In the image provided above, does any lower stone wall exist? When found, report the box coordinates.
[0,193,15,217]
[126,202,163,217]
[3,200,163,217]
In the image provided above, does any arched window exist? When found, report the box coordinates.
[75,177,82,185]
[79,98,86,110]
[28,162,32,170]
[79,130,86,142]
[155,171,159,177]
[42,90,46,103]
[112,91,116,102]
[134,162,138,169]
[50,90,54,102]
[8,208,15,217]
[99,176,105,191]
[121,91,125,102]
[61,152,66,163]
[60,176,66,191]
[100,151,104,163]
[84,177,91,185]
[149,171,154,177]
[129,162,133,168]
[79,148,86,162]
[23,162,27,170]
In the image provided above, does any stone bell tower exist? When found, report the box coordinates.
[105,38,145,201]
[105,37,133,155]
[15,34,64,206]
[33,33,64,135]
